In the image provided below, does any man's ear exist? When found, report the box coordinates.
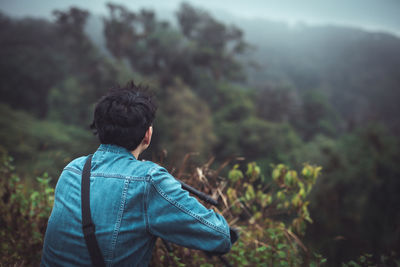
[143,126,153,145]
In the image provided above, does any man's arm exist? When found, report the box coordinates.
[145,165,232,253]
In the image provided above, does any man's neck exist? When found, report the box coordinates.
[131,144,145,159]
[131,150,141,160]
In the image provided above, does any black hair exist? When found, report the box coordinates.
[90,81,157,151]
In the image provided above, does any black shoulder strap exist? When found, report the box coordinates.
[81,154,106,267]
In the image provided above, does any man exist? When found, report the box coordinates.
[41,82,236,266]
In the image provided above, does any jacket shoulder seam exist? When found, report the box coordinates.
[63,167,146,180]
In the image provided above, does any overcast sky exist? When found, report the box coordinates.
[1,0,399,35]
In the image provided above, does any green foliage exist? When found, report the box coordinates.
[341,252,400,267]
[302,125,400,265]
[224,162,326,266]
[176,2,247,82]
[103,2,246,89]
[0,14,66,117]
[0,149,54,266]
[297,90,340,140]
[151,160,325,266]
[215,116,302,164]
[212,83,302,163]
[228,164,244,184]
[155,79,216,164]
[255,84,300,124]
[0,104,97,179]
[47,77,93,125]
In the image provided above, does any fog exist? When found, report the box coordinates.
[1,0,399,35]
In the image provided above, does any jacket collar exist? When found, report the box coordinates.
[97,144,135,158]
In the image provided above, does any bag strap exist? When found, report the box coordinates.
[81,154,106,267]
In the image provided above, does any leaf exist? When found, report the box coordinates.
[284,171,292,186]
[278,250,286,258]
[272,168,281,181]
[277,243,287,250]
[228,167,244,183]
[246,162,261,182]
[276,191,285,201]
[245,184,255,201]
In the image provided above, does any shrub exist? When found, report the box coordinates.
[150,159,325,266]
[0,149,54,266]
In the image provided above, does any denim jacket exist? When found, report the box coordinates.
[41,144,231,266]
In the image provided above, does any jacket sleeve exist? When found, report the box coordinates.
[145,165,232,253]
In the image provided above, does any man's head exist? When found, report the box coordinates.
[90,81,157,152]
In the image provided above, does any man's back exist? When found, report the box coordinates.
[41,144,231,266]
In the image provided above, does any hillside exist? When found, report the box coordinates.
[240,19,400,134]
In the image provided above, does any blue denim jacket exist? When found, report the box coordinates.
[41,144,231,266]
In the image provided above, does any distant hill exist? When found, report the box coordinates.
[239,19,400,133]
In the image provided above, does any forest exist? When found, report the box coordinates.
[0,2,399,266]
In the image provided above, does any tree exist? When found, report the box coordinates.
[212,83,302,164]
[256,84,301,123]
[297,90,340,140]
[0,13,66,117]
[154,79,216,165]
[103,3,177,77]
[53,7,90,54]
[51,7,121,124]
[304,125,400,265]
[176,2,247,82]
[102,3,248,93]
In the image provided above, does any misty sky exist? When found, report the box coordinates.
[1,0,399,35]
